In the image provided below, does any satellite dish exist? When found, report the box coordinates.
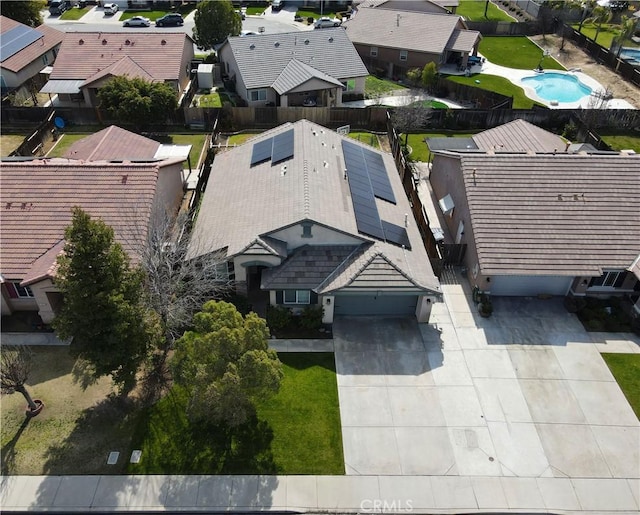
[54,117,66,129]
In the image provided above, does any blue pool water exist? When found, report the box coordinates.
[521,72,592,103]
[620,48,640,65]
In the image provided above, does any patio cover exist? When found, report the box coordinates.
[154,144,192,161]
[40,79,83,94]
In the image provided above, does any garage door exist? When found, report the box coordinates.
[334,294,418,316]
[490,275,572,296]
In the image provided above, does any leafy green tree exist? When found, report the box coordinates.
[97,77,177,130]
[406,68,422,86]
[171,301,283,428]
[193,0,242,50]
[615,15,636,57]
[585,5,613,43]
[54,208,156,393]
[0,1,45,27]
[421,62,438,93]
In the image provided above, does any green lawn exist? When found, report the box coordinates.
[479,37,565,70]
[456,0,514,22]
[128,353,344,474]
[403,131,479,162]
[365,76,408,97]
[193,91,233,108]
[602,353,640,419]
[411,100,450,109]
[165,133,208,167]
[227,132,262,146]
[349,132,380,148]
[599,132,640,153]
[573,23,620,48]
[447,73,536,109]
[246,6,265,15]
[47,133,93,157]
[296,9,340,20]
[59,6,90,20]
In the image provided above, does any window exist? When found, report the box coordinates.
[370,46,378,57]
[588,270,627,288]
[6,282,35,299]
[341,79,355,92]
[399,50,408,61]
[301,221,313,238]
[249,89,267,102]
[42,54,49,65]
[284,290,311,304]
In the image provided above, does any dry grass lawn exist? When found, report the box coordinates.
[0,347,133,475]
[0,134,27,156]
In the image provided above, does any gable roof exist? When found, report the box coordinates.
[221,29,368,90]
[49,32,191,81]
[188,119,440,294]
[63,125,161,161]
[471,119,566,153]
[272,59,344,95]
[80,55,155,88]
[0,16,64,74]
[447,153,640,276]
[343,7,479,54]
[0,159,162,282]
[354,0,456,13]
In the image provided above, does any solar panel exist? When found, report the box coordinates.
[0,25,43,62]
[250,138,273,166]
[382,220,411,249]
[363,149,396,204]
[271,129,294,164]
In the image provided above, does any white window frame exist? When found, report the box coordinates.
[11,282,34,298]
[588,270,627,289]
[370,46,378,57]
[399,50,408,61]
[284,290,311,304]
[249,89,267,102]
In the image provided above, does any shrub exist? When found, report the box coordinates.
[562,122,578,141]
[586,318,604,331]
[223,292,251,315]
[299,305,324,330]
[266,305,292,331]
[307,16,314,24]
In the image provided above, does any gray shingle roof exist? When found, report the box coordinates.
[343,7,478,54]
[451,153,640,276]
[446,29,481,53]
[188,119,440,294]
[272,59,344,95]
[222,29,368,90]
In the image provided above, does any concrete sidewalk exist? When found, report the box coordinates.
[1,332,68,346]
[1,474,638,512]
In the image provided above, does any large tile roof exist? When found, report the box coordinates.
[49,32,191,81]
[0,159,161,281]
[343,7,478,54]
[271,59,344,95]
[222,29,368,90]
[450,153,640,276]
[188,119,440,293]
[1,16,64,73]
[471,119,566,153]
[63,125,161,161]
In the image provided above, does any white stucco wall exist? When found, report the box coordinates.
[233,254,283,282]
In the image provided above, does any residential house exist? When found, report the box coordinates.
[40,32,194,107]
[354,0,458,14]
[429,141,640,298]
[218,29,368,107]
[0,155,185,323]
[0,16,64,95]
[187,119,441,323]
[343,7,480,78]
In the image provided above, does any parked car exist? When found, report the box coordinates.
[240,30,259,37]
[103,3,118,15]
[314,17,341,29]
[155,13,184,26]
[271,0,284,11]
[48,0,67,15]
[123,16,151,27]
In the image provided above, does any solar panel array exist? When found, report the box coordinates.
[250,129,294,167]
[1,25,43,62]
[341,140,411,249]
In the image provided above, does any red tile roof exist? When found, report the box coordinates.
[81,56,155,88]
[50,32,191,81]
[0,160,161,282]
[0,17,64,74]
[63,126,161,161]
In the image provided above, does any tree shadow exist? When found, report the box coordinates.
[1,417,31,475]
[70,356,100,390]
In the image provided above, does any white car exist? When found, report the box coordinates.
[103,3,118,15]
[123,16,151,27]
[314,17,341,29]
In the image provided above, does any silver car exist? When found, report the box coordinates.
[123,16,151,27]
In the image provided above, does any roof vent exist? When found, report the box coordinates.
[304,39,310,45]
[161,39,167,45]
[125,39,131,45]
[250,43,255,49]
[121,175,128,185]
[102,39,107,45]
[328,37,334,43]
[275,42,280,47]
[79,39,84,45]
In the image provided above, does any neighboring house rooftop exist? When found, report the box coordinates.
[444,152,640,276]
[0,16,64,74]
[63,125,161,161]
[354,0,458,12]
[0,159,163,283]
[343,7,479,54]
[48,32,191,81]
[221,29,368,91]
[188,119,440,294]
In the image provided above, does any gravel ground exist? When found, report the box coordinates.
[531,34,640,108]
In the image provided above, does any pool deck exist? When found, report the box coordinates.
[440,57,635,110]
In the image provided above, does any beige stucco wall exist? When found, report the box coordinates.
[179,39,195,91]
[415,295,437,323]
[268,222,363,251]
[1,286,13,316]
[321,295,335,324]
[155,161,185,216]
[233,254,283,282]
[29,278,58,323]
[1,46,60,89]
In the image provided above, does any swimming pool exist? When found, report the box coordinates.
[521,72,592,103]
[620,47,640,66]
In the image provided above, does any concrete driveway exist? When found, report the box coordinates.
[333,274,640,480]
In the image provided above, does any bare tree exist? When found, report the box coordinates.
[390,105,433,146]
[1,346,42,416]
